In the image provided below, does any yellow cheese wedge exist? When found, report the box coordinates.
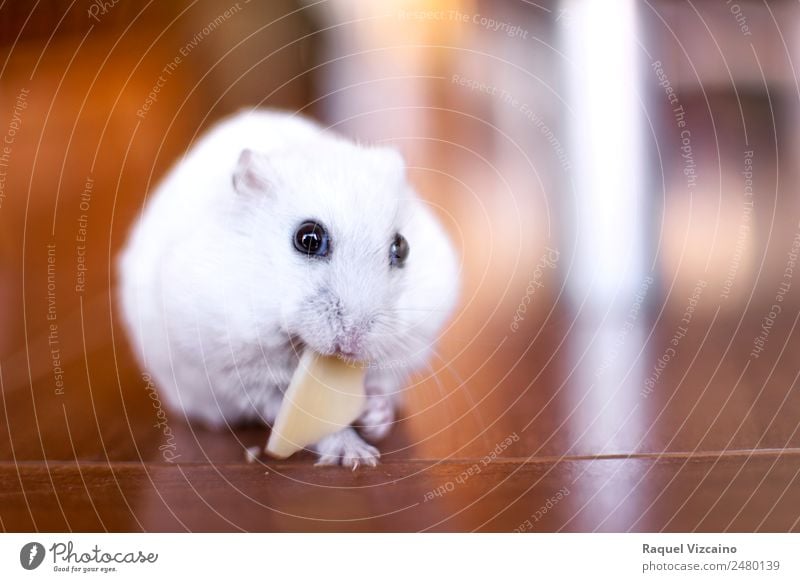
[265,350,366,459]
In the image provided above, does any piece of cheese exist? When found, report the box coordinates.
[265,350,366,459]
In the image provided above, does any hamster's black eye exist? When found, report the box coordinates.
[389,233,409,268]
[294,221,330,258]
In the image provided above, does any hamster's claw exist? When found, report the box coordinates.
[314,427,380,469]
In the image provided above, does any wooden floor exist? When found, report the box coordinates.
[2,300,800,532]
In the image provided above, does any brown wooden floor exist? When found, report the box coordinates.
[3,452,800,532]
[2,299,800,531]
[2,0,800,532]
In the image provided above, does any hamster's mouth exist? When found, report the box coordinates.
[333,346,358,358]
[288,333,367,365]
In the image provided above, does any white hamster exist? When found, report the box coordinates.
[117,109,459,467]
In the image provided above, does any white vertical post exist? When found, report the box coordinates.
[563,0,645,309]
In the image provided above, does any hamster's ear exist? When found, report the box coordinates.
[232,148,275,197]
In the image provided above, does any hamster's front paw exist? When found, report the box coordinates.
[356,394,394,443]
[314,427,380,469]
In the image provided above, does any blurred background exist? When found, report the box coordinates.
[1,0,800,532]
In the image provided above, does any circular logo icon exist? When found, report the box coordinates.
[19,542,45,570]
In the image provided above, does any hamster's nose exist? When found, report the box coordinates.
[332,315,376,356]
[333,330,362,356]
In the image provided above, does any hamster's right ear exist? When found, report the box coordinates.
[232,149,275,197]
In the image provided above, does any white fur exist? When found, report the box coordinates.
[117,109,459,467]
